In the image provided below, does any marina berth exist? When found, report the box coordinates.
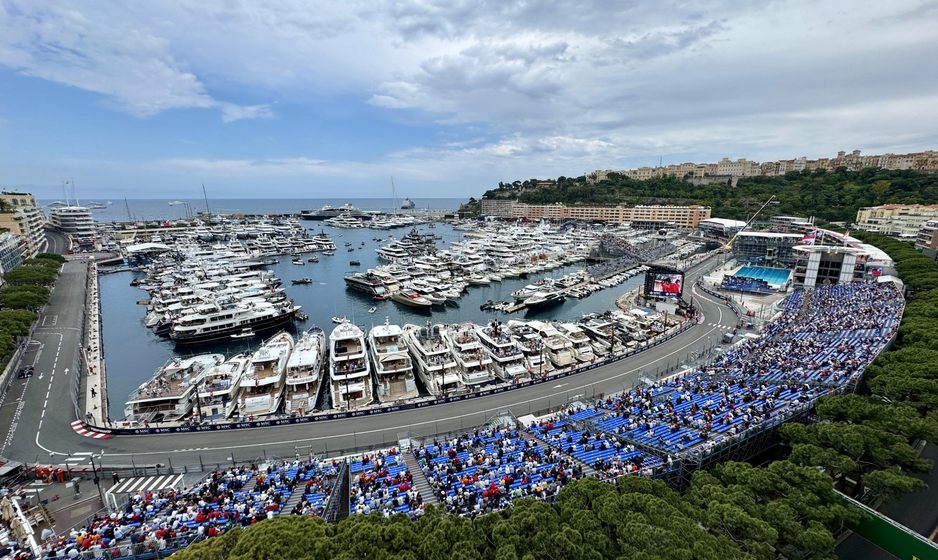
[369,319,420,403]
[329,321,374,410]
[404,323,463,396]
[196,354,251,419]
[285,327,326,415]
[124,353,224,423]
[239,332,294,418]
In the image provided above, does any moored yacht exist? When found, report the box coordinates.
[196,354,250,420]
[124,353,224,423]
[368,319,419,403]
[476,322,529,381]
[404,323,462,396]
[329,322,373,409]
[444,323,497,386]
[239,332,294,417]
[557,322,596,363]
[526,320,576,368]
[284,327,326,415]
[391,288,433,309]
[506,320,555,375]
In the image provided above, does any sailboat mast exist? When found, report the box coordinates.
[202,184,211,216]
[124,197,133,222]
[390,177,396,212]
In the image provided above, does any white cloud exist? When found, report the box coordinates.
[2,0,938,195]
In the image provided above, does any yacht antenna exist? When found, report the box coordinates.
[72,178,79,207]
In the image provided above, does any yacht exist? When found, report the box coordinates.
[400,198,415,209]
[311,230,337,251]
[329,322,373,410]
[507,320,555,375]
[444,324,497,386]
[391,289,433,310]
[369,320,419,403]
[404,323,462,396]
[557,322,596,363]
[169,300,299,345]
[284,327,326,415]
[324,213,366,228]
[526,320,576,368]
[300,204,371,221]
[124,354,224,423]
[525,291,566,312]
[196,354,250,419]
[238,332,294,417]
[344,272,390,298]
[475,322,529,381]
[580,316,620,356]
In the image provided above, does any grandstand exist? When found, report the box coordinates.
[721,265,791,293]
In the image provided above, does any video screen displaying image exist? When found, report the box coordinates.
[645,271,684,297]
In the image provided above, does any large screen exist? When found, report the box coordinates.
[645,269,684,298]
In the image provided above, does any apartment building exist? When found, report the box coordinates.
[855,204,938,238]
[498,202,710,228]
[0,191,47,259]
[585,148,938,183]
[0,231,23,275]
[915,219,938,258]
[479,198,516,219]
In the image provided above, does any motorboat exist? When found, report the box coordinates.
[231,328,254,339]
[292,278,313,285]
[124,354,224,423]
[329,322,373,409]
[369,320,419,403]
[404,323,462,396]
[284,327,326,415]
[196,354,250,419]
[391,289,433,309]
[238,331,294,417]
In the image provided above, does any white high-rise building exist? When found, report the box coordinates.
[49,206,95,246]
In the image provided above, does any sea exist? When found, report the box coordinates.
[58,198,466,223]
[94,199,643,420]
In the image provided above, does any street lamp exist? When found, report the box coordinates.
[89,454,105,506]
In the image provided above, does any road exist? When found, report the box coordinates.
[0,256,738,472]
[44,229,68,255]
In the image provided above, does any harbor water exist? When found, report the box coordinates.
[100,221,644,420]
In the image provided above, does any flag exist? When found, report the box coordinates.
[800,228,817,245]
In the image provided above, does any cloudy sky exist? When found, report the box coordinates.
[1,0,937,199]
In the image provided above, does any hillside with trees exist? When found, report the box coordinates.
[482,169,938,223]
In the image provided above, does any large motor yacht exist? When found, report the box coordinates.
[238,331,294,417]
[556,322,596,363]
[475,322,529,381]
[527,320,576,368]
[124,353,224,423]
[444,323,497,386]
[368,320,419,403]
[284,327,326,415]
[329,322,373,410]
[195,354,250,420]
[404,323,462,396]
[169,299,299,345]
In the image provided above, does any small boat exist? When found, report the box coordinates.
[323,251,335,256]
[292,278,313,285]
[296,311,309,321]
[368,306,377,313]
[332,316,349,324]
[348,248,354,252]
[350,260,361,266]
[292,258,305,265]
[231,328,254,339]
[308,256,319,263]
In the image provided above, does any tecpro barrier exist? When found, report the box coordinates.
[80,317,702,437]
